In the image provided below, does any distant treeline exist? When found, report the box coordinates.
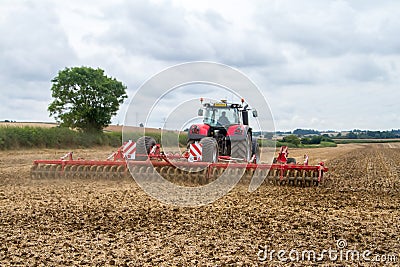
[293,128,400,138]
[263,128,400,139]
[335,129,400,139]
[278,134,336,148]
[0,126,188,150]
[292,129,320,136]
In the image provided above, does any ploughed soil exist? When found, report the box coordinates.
[0,144,399,266]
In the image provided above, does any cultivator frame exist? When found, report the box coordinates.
[31,140,328,187]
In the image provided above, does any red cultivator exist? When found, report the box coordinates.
[31,138,328,186]
[31,100,328,186]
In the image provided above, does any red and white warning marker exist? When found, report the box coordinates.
[107,140,137,161]
[122,140,136,160]
[188,142,202,162]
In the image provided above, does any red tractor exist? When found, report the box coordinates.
[187,99,260,163]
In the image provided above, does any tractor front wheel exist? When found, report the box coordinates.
[135,136,157,161]
[252,138,261,163]
[200,137,218,163]
[231,133,252,162]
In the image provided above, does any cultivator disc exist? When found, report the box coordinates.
[30,162,130,179]
[127,163,324,187]
[30,141,328,187]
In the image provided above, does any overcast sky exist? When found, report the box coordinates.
[1,0,399,131]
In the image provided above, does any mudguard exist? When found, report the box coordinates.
[188,124,210,140]
[227,124,251,141]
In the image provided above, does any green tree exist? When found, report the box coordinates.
[282,134,301,146]
[301,137,311,144]
[310,135,323,144]
[48,66,127,132]
[347,132,358,139]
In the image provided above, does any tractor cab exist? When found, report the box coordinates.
[199,100,242,128]
[198,99,257,127]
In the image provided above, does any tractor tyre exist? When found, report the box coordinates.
[186,139,196,150]
[231,133,252,162]
[135,136,157,161]
[252,138,261,163]
[200,137,218,163]
[287,158,296,164]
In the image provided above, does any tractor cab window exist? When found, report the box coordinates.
[203,107,240,127]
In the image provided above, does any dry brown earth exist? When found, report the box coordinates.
[0,144,399,266]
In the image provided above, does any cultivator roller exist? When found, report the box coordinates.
[31,138,328,187]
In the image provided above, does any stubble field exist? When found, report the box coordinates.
[0,144,399,266]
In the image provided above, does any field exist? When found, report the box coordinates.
[0,144,399,265]
[0,122,58,128]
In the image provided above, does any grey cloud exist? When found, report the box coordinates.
[342,56,388,82]
[96,1,285,67]
[0,2,76,82]
[1,0,399,130]
[266,83,400,131]
[249,53,392,87]
[100,1,206,61]
[0,1,77,121]
[262,0,400,57]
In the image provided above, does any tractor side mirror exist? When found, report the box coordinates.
[252,110,258,117]
[198,109,203,116]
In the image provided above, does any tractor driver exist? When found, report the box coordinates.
[218,111,230,126]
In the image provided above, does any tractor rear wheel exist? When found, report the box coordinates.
[200,137,218,163]
[135,136,157,161]
[231,133,252,162]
